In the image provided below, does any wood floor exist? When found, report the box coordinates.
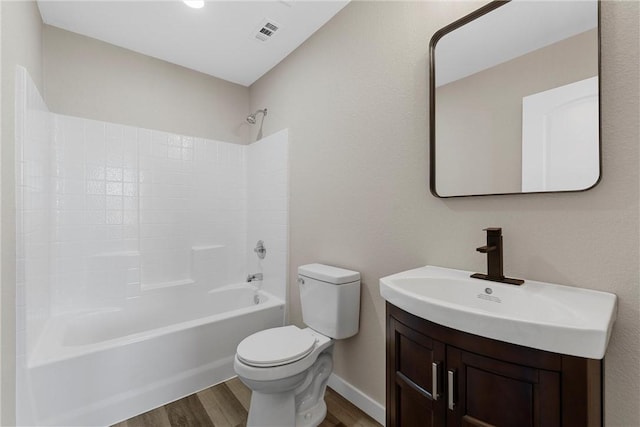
[112,377,381,427]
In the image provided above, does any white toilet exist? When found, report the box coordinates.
[233,263,361,427]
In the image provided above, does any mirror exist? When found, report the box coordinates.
[429,0,600,198]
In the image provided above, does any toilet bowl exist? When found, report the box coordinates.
[234,264,361,427]
[234,326,334,427]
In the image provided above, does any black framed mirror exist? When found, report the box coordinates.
[429,0,601,198]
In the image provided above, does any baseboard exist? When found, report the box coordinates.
[327,373,385,426]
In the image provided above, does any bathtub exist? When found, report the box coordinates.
[26,284,284,427]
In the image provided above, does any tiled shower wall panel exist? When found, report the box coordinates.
[138,130,192,287]
[188,137,247,286]
[138,132,246,288]
[16,66,52,424]
[246,129,289,301]
[50,116,248,311]
[15,67,52,357]
[51,115,139,313]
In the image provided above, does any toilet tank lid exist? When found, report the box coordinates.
[298,263,360,285]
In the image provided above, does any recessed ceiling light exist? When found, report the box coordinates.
[183,0,204,9]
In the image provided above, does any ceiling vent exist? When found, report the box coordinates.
[254,19,281,42]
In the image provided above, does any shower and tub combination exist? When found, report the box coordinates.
[16,67,289,426]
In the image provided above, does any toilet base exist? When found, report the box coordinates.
[247,391,296,426]
[295,399,327,427]
[244,351,333,427]
[246,392,327,427]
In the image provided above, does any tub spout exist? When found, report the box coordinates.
[246,273,263,282]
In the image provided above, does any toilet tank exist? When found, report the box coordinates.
[298,264,360,339]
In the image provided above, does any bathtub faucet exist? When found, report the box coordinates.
[246,273,263,282]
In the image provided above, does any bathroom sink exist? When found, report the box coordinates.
[379,266,617,359]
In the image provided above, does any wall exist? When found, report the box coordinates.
[43,25,251,144]
[436,29,598,196]
[249,1,639,425]
[1,1,44,424]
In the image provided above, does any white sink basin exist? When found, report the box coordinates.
[379,266,617,359]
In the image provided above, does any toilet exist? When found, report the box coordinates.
[233,263,361,427]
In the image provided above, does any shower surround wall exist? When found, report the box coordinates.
[16,67,289,425]
[15,66,52,422]
[246,131,289,301]
[51,116,140,312]
[49,116,249,313]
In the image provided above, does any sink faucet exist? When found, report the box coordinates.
[471,228,524,285]
[246,273,263,282]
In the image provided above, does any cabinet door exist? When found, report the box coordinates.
[387,317,447,427]
[446,347,561,427]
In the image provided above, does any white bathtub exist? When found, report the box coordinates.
[26,284,284,427]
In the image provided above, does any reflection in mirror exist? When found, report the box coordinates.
[430,0,600,197]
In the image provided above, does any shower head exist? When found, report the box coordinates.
[246,108,267,124]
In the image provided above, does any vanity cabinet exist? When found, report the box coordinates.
[386,303,602,427]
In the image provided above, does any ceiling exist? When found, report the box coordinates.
[37,0,349,87]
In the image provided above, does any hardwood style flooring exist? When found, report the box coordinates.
[112,377,381,427]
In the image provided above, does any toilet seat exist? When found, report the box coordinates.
[236,326,317,367]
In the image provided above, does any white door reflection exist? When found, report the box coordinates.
[521,77,599,192]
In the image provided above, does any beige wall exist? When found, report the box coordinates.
[1,1,44,424]
[436,29,598,196]
[43,26,250,143]
[249,1,639,425]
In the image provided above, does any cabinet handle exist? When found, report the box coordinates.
[432,362,440,400]
[447,370,456,411]
[447,369,455,410]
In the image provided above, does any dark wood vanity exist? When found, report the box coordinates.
[386,303,602,427]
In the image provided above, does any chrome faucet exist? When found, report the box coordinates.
[471,228,524,285]
[246,273,263,282]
